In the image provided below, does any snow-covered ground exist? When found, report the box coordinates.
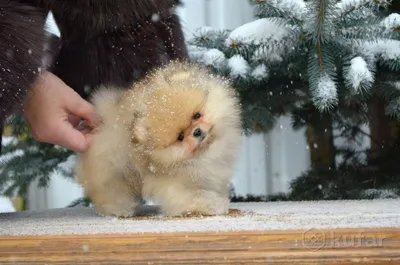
[0,199,398,236]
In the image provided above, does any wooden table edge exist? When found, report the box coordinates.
[0,227,399,264]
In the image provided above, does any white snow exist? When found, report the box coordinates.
[226,18,291,47]
[255,0,307,20]
[201,49,226,68]
[251,64,269,80]
[0,199,399,236]
[187,45,226,69]
[315,73,337,106]
[196,26,220,36]
[0,137,25,195]
[56,154,76,172]
[380,13,400,31]
[335,0,390,17]
[377,40,400,62]
[84,85,91,94]
[358,39,400,63]
[361,189,399,199]
[0,196,15,213]
[187,45,208,60]
[336,0,367,13]
[193,26,223,41]
[345,56,374,91]
[391,81,400,91]
[227,55,249,78]
[226,18,298,63]
[151,13,160,22]
[252,45,284,63]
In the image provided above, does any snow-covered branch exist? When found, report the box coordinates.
[344,56,374,93]
[335,0,391,18]
[251,0,307,22]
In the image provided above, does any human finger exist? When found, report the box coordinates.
[66,95,99,127]
[68,114,81,127]
[51,121,89,153]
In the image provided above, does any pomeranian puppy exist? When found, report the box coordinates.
[74,61,243,217]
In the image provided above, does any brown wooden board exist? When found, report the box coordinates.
[0,228,399,264]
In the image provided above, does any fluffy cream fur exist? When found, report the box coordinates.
[74,61,243,217]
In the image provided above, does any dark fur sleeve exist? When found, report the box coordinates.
[158,0,188,60]
[156,13,189,60]
[47,0,190,100]
[0,0,47,119]
[42,33,61,70]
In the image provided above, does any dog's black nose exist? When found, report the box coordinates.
[193,128,206,141]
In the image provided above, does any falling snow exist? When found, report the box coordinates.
[6,49,13,59]
[148,163,156,173]
[84,85,91,94]
[151,13,160,22]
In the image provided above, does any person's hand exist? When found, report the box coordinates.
[23,71,99,153]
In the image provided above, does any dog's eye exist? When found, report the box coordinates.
[193,113,201,120]
[177,132,184,141]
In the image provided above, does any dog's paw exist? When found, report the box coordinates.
[162,195,230,217]
[94,203,137,218]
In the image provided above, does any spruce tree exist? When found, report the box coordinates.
[189,0,400,201]
[0,112,75,199]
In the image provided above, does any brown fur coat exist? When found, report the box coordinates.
[0,0,47,119]
[45,0,188,99]
[0,0,188,120]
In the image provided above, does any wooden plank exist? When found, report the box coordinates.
[0,228,399,264]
